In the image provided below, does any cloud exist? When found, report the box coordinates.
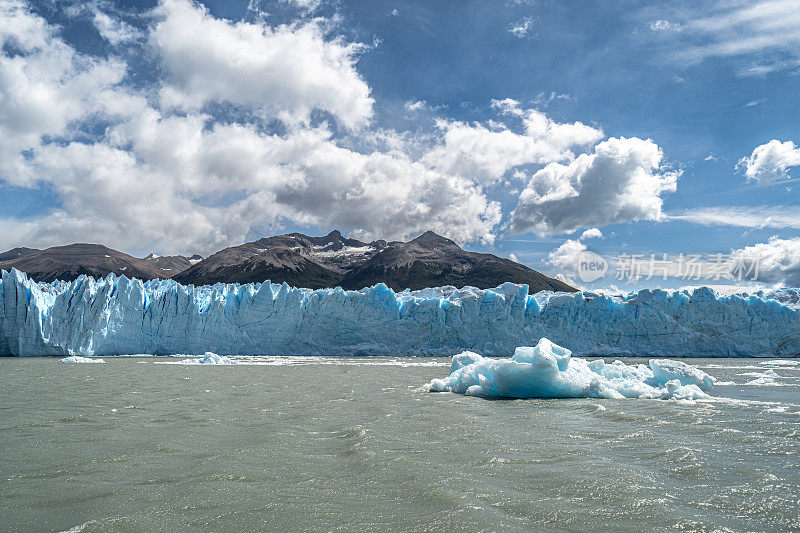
[8,105,504,253]
[545,240,769,287]
[404,99,427,112]
[92,9,143,45]
[669,205,800,229]
[649,20,683,32]
[423,102,603,184]
[546,239,587,272]
[553,272,583,290]
[280,0,322,13]
[511,137,678,235]
[0,0,504,254]
[491,98,523,116]
[508,253,519,263]
[150,0,373,128]
[737,139,800,184]
[531,91,572,108]
[730,236,800,286]
[508,17,532,38]
[580,227,603,240]
[665,0,800,76]
[0,1,678,257]
[0,0,129,186]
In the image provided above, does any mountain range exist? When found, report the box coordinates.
[0,244,203,283]
[0,231,574,292]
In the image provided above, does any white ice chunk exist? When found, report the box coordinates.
[180,352,235,365]
[58,356,105,363]
[425,337,713,400]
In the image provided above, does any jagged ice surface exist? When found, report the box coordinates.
[2,268,800,357]
[425,338,714,399]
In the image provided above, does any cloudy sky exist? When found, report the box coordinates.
[1,0,799,289]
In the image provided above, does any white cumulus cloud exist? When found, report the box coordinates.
[580,227,603,240]
[511,137,679,235]
[738,139,800,184]
[0,0,128,186]
[151,0,373,128]
[546,239,588,272]
[730,236,800,286]
[423,102,603,184]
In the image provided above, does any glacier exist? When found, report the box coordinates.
[424,337,714,399]
[2,267,800,357]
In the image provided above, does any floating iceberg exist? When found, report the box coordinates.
[743,369,787,386]
[58,356,105,363]
[2,268,800,357]
[425,338,714,399]
[180,352,235,365]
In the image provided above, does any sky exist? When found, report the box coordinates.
[1,0,799,291]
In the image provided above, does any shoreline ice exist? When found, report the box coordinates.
[2,268,800,358]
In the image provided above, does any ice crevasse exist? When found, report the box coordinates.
[2,268,800,357]
[425,337,714,399]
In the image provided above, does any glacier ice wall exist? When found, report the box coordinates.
[2,268,800,357]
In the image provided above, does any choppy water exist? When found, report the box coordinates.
[1,357,799,532]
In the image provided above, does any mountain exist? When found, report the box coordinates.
[174,230,575,292]
[0,247,40,262]
[0,244,199,283]
[172,230,388,289]
[142,253,203,276]
[0,231,574,292]
[339,231,574,292]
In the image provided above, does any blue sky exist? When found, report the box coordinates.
[1,0,799,290]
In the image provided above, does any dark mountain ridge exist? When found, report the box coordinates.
[1,231,575,292]
[0,244,200,283]
[339,231,570,292]
[173,230,575,292]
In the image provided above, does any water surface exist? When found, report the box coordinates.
[1,357,798,532]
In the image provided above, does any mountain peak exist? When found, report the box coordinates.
[410,231,456,246]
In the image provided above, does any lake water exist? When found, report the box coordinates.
[1,356,798,532]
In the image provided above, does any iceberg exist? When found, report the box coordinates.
[425,338,714,399]
[180,352,235,365]
[58,356,105,363]
[743,369,786,386]
[2,267,800,357]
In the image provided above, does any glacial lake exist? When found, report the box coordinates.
[1,356,798,532]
